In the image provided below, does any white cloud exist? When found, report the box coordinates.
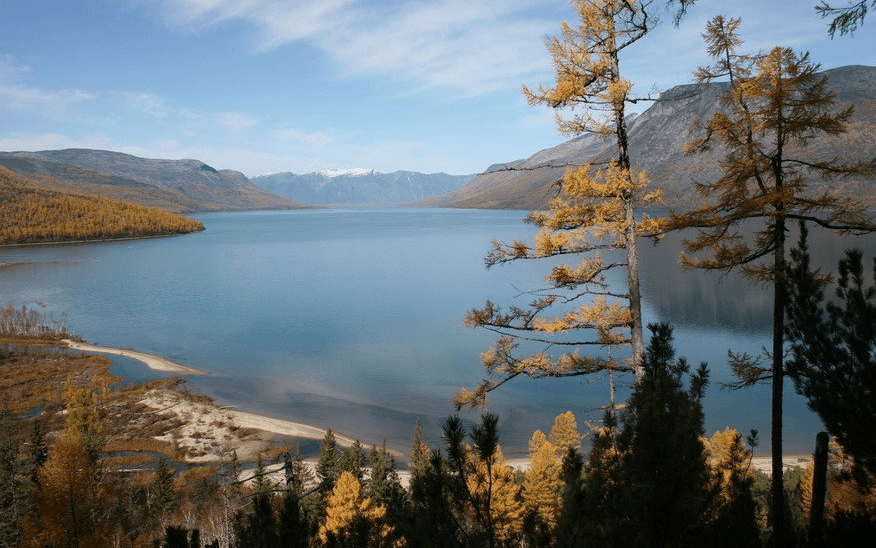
[217,111,259,131]
[276,127,334,148]
[143,0,558,96]
[0,57,93,112]
[0,132,116,152]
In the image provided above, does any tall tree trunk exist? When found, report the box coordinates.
[625,196,644,379]
[771,209,787,546]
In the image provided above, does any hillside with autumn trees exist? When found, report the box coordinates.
[0,166,205,245]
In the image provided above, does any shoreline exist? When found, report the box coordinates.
[61,338,364,455]
[59,338,814,471]
[62,339,207,375]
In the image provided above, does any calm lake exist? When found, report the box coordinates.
[1,208,860,458]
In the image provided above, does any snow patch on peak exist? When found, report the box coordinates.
[320,168,375,178]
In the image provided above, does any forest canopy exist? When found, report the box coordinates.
[0,166,204,245]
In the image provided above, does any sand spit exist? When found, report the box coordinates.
[140,388,363,464]
[63,339,205,375]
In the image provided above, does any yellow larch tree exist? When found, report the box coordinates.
[549,410,583,454]
[668,17,875,542]
[523,430,562,530]
[25,428,115,548]
[458,0,669,412]
[318,470,398,547]
[465,445,524,545]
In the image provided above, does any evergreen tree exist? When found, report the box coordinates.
[318,429,341,490]
[409,420,431,482]
[584,324,713,547]
[280,448,316,545]
[0,410,22,548]
[816,0,874,36]
[234,490,278,548]
[785,224,876,478]
[668,16,875,544]
[151,457,177,519]
[338,440,366,482]
[553,447,587,548]
[26,418,48,486]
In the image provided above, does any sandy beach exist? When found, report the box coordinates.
[60,338,811,478]
[63,338,364,460]
[63,339,206,375]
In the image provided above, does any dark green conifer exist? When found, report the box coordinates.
[786,223,876,478]
[317,429,340,490]
[151,457,177,518]
[584,324,714,547]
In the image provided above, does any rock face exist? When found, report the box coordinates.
[0,149,306,212]
[252,170,475,205]
[426,65,876,210]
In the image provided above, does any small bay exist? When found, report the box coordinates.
[1,208,858,457]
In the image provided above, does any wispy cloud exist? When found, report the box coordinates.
[144,0,558,96]
[0,55,93,112]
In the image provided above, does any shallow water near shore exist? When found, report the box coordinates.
[1,208,864,457]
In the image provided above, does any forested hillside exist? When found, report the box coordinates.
[0,167,204,245]
[0,149,308,213]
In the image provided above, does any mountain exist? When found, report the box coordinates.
[252,170,476,205]
[0,149,307,213]
[425,65,876,210]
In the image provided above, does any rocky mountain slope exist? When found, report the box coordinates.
[0,149,307,213]
[426,65,876,210]
[252,170,475,205]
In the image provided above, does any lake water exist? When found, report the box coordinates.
[0,208,858,458]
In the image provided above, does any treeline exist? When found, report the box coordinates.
[1,325,874,548]
[0,166,204,245]
[0,304,68,340]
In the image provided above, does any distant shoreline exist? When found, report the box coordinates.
[0,229,203,249]
[62,339,206,375]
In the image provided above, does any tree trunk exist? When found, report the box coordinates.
[771,212,786,546]
[625,196,644,380]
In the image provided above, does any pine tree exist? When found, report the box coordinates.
[816,1,874,36]
[151,457,177,519]
[318,429,340,490]
[668,16,875,544]
[553,447,587,548]
[338,440,366,482]
[0,410,23,548]
[583,324,713,547]
[785,224,876,478]
[26,419,48,485]
[457,0,669,410]
[278,449,312,548]
[408,420,431,481]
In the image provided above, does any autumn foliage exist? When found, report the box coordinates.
[0,166,204,245]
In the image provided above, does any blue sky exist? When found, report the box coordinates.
[1,0,874,177]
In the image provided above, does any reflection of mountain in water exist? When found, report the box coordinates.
[640,226,876,332]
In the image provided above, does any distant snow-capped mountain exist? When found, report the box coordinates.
[252,170,475,205]
[319,168,375,178]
